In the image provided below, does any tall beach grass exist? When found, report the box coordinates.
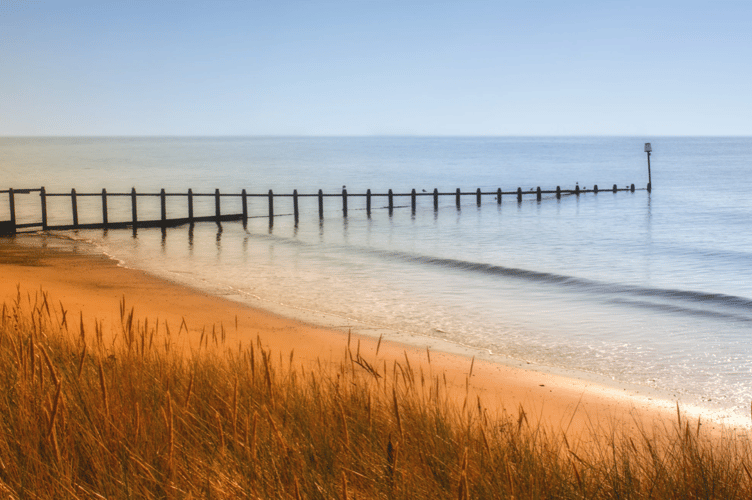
[1,287,751,499]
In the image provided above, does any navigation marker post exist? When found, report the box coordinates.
[644,142,652,192]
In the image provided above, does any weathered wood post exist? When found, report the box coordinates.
[40,187,48,230]
[215,189,221,222]
[366,189,372,216]
[268,189,274,223]
[101,188,108,226]
[497,188,502,205]
[536,186,541,202]
[188,189,194,222]
[556,186,561,199]
[71,189,79,228]
[388,189,394,214]
[630,184,635,192]
[476,188,481,206]
[644,142,652,192]
[517,187,522,202]
[318,189,324,219]
[594,184,599,194]
[131,188,138,229]
[411,189,416,213]
[433,188,439,211]
[342,188,348,217]
[8,188,16,234]
[455,188,461,209]
[160,189,167,225]
[293,189,299,224]
[241,189,248,223]
[612,184,617,193]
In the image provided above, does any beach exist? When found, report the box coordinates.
[1,234,712,443]
[6,136,752,423]
[5,1,750,493]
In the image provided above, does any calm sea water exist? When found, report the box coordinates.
[3,136,752,422]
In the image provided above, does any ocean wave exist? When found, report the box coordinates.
[237,229,752,316]
[372,249,752,314]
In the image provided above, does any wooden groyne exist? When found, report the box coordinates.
[1,183,646,235]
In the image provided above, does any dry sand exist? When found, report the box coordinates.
[0,234,706,441]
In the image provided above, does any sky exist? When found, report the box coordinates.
[1,0,750,136]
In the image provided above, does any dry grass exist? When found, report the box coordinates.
[1,288,751,499]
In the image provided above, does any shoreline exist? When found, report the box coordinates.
[1,233,745,439]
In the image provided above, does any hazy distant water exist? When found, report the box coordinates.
[3,136,752,421]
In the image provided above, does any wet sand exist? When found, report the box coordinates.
[0,235,707,442]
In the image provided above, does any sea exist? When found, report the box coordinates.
[2,136,752,424]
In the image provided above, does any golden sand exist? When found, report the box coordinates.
[0,235,696,440]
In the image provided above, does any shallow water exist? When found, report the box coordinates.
[3,136,752,421]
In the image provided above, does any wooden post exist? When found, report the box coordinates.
[575,184,580,195]
[645,143,652,192]
[342,188,348,217]
[433,188,439,210]
[476,188,481,206]
[241,189,248,222]
[388,189,394,214]
[188,189,194,222]
[268,189,274,223]
[8,188,16,233]
[160,188,167,225]
[71,189,79,228]
[411,189,416,213]
[366,189,372,216]
[0,189,16,236]
[630,184,635,192]
[556,186,561,199]
[215,189,221,222]
[455,188,461,209]
[497,188,502,205]
[318,189,324,219]
[293,189,299,224]
[40,187,48,230]
[131,188,138,228]
[101,188,108,226]
[594,184,599,194]
[612,184,617,193]
[536,186,541,202]
[517,187,522,202]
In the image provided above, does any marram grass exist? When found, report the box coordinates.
[1,288,751,499]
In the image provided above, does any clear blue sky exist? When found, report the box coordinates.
[1,0,750,136]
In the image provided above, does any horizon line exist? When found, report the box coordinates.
[2,133,751,139]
